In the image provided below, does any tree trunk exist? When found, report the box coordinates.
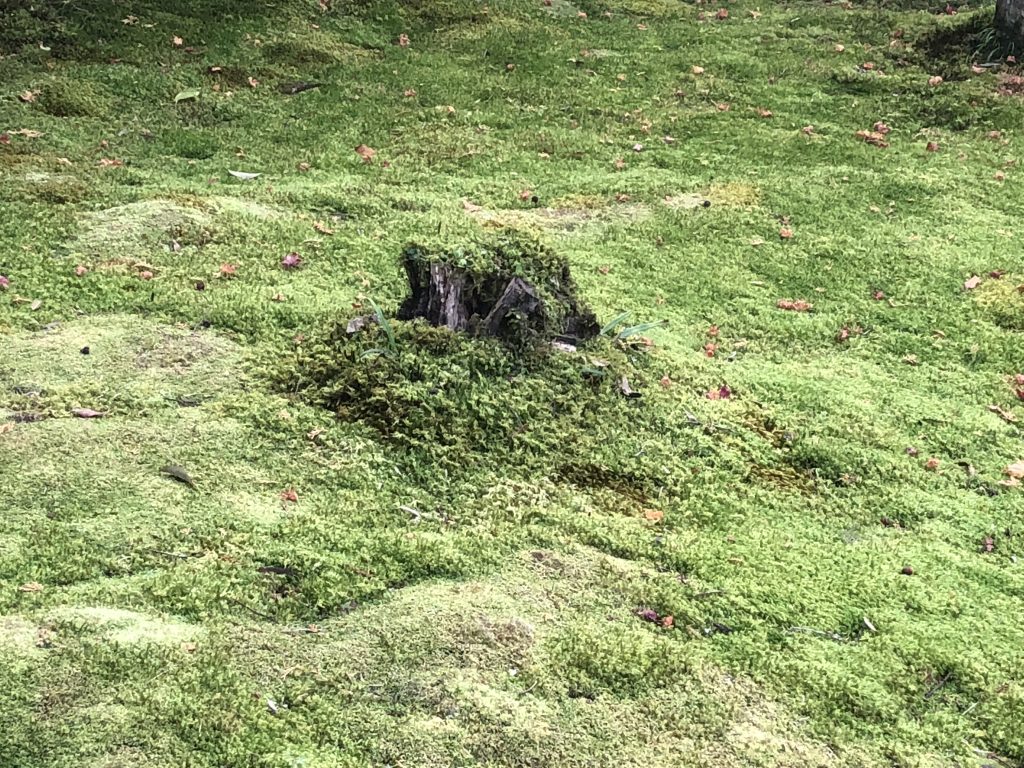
[996,0,1024,50]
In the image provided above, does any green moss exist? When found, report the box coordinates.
[3,0,1024,765]
[35,78,111,118]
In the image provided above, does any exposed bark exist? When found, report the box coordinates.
[397,246,598,344]
[996,0,1024,49]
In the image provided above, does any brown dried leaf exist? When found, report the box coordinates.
[963,275,982,291]
[354,144,376,163]
[856,130,889,148]
[18,582,44,593]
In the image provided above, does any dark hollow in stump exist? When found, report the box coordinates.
[396,236,599,345]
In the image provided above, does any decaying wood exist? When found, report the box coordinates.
[397,246,598,343]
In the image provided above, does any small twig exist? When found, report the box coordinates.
[227,597,276,622]
[147,548,202,559]
[787,626,846,642]
[281,627,321,636]
[924,671,953,700]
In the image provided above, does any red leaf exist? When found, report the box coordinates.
[280,488,299,503]
[354,144,376,163]
[703,342,718,357]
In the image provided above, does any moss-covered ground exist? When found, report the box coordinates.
[2,0,1023,765]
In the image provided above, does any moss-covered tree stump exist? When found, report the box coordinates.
[396,233,599,345]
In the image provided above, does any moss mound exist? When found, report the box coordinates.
[276,319,648,470]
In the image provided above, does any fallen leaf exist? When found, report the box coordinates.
[663,135,675,144]
[776,299,813,312]
[1006,461,1024,480]
[97,158,124,167]
[750,236,765,246]
[297,161,311,172]
[924,457,940,471]
[247,76,259,88]
[161,464,196,487]
[18,90,37,103]
[856,130,889,148]
[995,171,1006,181]
[873,121,892,135]
[779,227,793,239]
[660,375,673,388]
[354,144,376,163]
[462,199,483,213]
[618,376,640,398]
[181,641,198,653]
[704,342,718,357]
[716,8,729,19]
[139,270,154,280]
[613,157,626,169]
[597,265,611,275]
[802,125,815,135]
[518,189,534,201]
[29,299,42,311]
[835,44,846,52]
[926,141,939,152]
[281,488,299,503]
[707,324,719,337]
[661,615,675,628]
[988,130,1003,139]
[0,275,9,290]
[0,133,9,145]
[716,102,731,111]
[281,252,303,270]
[72,408,104,418]
[403,88,417,97]
[692,65,705,75]
[227,169,260,180]
[963,275,982,291]
[18,582,44,593]
[313,221,334,235]
[0,423,13,436]
[928,75,944,86]
[632,142,644,152]
[219,263,238,277]
[644,509,664,523]
[861,61,876,70]
[172,35,184,47]
[396,33,410,47]
[757,107,773,118]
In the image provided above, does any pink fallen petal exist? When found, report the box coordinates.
[963,275,981,291]
[0,275,9,290]
[281,252,303,269]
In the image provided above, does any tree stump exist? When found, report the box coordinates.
[396,234,599,345]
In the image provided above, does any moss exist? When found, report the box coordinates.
[35,78,111,118]
[974,276,1024,331]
